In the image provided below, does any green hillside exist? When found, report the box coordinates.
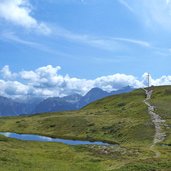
[0,86,171,170]
[150,86,171,145]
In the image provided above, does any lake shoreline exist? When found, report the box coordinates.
[0,132,119,146]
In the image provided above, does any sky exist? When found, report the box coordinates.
[1,0,171,98]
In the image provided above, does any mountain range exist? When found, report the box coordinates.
[0,86,134,116]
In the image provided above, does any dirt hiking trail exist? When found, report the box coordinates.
[143,88,166,157]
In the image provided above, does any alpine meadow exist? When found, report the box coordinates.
[0,0,171,171]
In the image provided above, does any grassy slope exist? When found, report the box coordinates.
[0,86,171,170]
[150,86,171,145]
[0,135,105,171]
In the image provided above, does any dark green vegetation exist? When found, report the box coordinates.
[0,86,171,170]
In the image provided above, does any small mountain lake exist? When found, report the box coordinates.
[0,132,110,146]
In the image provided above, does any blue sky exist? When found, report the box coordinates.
[0,0,171,98]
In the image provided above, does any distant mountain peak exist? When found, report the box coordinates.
[86,87,108,95]
[0,86,134,116]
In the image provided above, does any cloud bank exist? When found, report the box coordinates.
[0,65,171,99]
[0,0,51,34]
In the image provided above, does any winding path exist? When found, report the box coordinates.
[143,88,166,157]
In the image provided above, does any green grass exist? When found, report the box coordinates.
[114,158,171,171]
[0,135,105,171]
[150,86,171,145]
[0,135,170,171]
[0,86,171,170]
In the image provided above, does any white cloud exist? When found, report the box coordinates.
[0,0,51,34]
[20,65,63,87]
[1,65,171,99]
[121,0,171,31]
[54,27,121,51]
[4,81,29,96]
[0,65,17,79]
[0,31,74,57]
[166,0,170,5]
[118,0,134,12]
[94,74,143,92]
[1,31,40,46]
[112,37,151,48]
[54,26,151,51]
[151,75,171,86]
[2,28,151,53]
[20,70,38,81]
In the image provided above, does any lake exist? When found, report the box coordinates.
[0,132,110,146]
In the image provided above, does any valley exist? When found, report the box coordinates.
[0,86,171,170]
